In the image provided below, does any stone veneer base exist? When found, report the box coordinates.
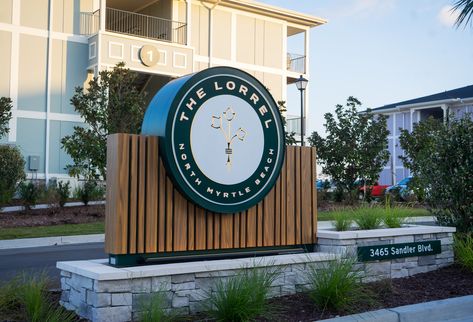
[58,225,456,322]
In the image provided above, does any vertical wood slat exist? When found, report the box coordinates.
[285,147,295,245]
[311,148,318,244]
[105,134,318,255]
[301,147,313,244]
[146,137,158,253]
[128,135,138,254]
[295,146,302,245]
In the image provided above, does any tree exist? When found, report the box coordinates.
[308,97,389,202]
[0,97,25,204]
[399,116,473,232]
[453,0,473,28]
[277,101,297,145]
[62,62,146,180]
[0,97,12,138]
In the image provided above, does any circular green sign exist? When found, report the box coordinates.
[142,67,285,213]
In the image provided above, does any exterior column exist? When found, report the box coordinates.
[304,28,310,137]
[186,0,192,46]
[100,0,106,31]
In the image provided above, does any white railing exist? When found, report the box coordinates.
[287,53,306,74]
[80,8,187,45]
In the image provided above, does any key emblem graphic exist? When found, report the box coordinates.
[211,107,247,169]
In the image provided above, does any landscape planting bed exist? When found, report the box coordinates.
[246,265,473,321]
[0,205,104,228]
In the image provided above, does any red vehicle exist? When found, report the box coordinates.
[358,182,389,199]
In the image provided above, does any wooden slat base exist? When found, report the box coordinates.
[105,134,318,255]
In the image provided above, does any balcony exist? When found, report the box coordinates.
[287,53,306,74]
[80,8,187,45]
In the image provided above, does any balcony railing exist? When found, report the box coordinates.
[286,117,302,135]
[80,10,100,35]
[287,53,306,74]
[80,8,187,45]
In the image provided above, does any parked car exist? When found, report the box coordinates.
[385,177,413,201]
[316,179,336,192]
[358,181,390,199]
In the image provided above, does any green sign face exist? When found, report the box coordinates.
[357,240,441,262]
[141,67,285,213]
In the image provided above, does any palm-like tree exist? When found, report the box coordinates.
[453,0,473,28]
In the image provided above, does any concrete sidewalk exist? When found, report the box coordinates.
[0,216,436,250]
[318,295,473,322]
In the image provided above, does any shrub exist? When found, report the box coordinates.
[399,116,473,232]
[139,292,176,322]
[75,181,105,205]
[454,234,473,272]
[353,207,383,230]
[18,181,42,211]
[0,145,25,205]
[56,181,70,207]
[333,211,353,231]
[306,256,370,311]
[205,265,280,321]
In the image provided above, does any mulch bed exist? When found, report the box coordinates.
[0,205,104,228]
[257,264,473,321]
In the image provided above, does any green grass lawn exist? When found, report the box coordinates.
[318,207,430,221]
[0,222,104,240]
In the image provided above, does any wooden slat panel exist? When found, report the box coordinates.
[274,176,281,246]
[173,189,188,251]
[158,157,166,252]
[263,189,275,246]
[188,203,195,251]
[128,135,138,254]
[295,146,301,245]
[195,207,206,250]
[280,156,287,245]
[240,211,246,248]
[257,202,263,247]
[137,136,146,253]
[206,212,214,249]
[220,213,233,249]
[214,213,221,249]
[246,208,256,247]
[233,213,240,248]
[105,134,318,255]
[165,177,173,251]
[145,137,158,253]
[285,147,295,245]
[301,147,312,244]
[311,148,318,244]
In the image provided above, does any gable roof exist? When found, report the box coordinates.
[370,84,473,112]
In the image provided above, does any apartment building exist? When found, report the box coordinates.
[373,84,473,185]
[0,0,326,181]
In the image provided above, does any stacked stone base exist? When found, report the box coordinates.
[58,253,337,321]
[58,225,456,322]
[317,225,455,282]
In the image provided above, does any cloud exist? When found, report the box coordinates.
[438,5,459,27]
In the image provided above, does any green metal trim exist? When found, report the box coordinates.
[109,244,315,267]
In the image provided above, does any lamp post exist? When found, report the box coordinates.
[295,75,308,146]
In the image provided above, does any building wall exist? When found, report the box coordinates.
[1,0,310,180]
[378,104,473,185]
[0,0,91,178]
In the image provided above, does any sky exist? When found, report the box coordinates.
[259,0,473,136]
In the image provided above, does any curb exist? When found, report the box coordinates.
[0,234,104,250]
[318,295,473,322]
[0,200,105,213]
[0,216,436,250]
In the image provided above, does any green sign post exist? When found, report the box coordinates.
[357,240,441,262]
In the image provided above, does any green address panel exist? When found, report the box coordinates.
[357,240,441,262]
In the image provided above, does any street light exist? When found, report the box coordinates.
[295,75,308,146]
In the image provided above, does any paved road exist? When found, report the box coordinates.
[0,242,106,287]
